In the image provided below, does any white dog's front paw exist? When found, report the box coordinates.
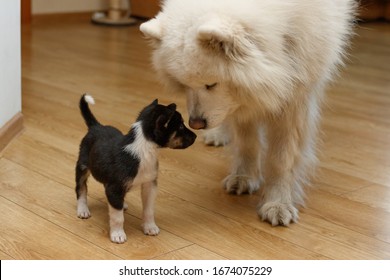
[203,126,230,146]
[110,229,127,244]
[142,223,160,236]
[223,174,260,195]
[257,202,298,226]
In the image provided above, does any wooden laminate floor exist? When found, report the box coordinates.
[1,14,390,260]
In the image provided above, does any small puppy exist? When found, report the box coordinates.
[75,94,196,243]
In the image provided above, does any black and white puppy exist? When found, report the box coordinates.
[75,94,196,243]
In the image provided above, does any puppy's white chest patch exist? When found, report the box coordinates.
[124,122,158,186]
[132,153,158,186]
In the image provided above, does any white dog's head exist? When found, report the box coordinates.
[140,16,244,130]
[140,0,296,129]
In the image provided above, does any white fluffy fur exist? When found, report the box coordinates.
[84,94,95,105]
[140,0,356,226]
[123,122,159,186]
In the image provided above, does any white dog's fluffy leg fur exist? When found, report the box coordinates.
[257,91,321,226]
[141,181,160,236]
[108,204,127,243]
[223,119,262,195]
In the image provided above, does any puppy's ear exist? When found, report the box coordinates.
[167,103,177,111]
[155,115,169,138]
[156,108,175,132]
[151,99,159,106]
[140,18,163,46]
[156,115,166,129]
[197,18,250,60]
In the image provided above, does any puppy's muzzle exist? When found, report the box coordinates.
[169,129,197,149]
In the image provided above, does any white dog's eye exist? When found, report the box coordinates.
[205,83,217,90]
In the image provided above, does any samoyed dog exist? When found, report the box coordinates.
[140,0,356,226]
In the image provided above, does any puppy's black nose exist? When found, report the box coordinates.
[189,117,207,130]
[186,131,197,147]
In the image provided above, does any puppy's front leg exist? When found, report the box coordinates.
[141,180,160,236]
[106,185,127,243]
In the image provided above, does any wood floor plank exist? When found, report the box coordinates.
[0,158,192,260]
[0,196,120,259]
[3,134,77,187]
[340,183,390,214]
[312,167,372,195]
[153,245,226,260]
[156,175,389,259]
[306,189,390,243]
[0,250,14,260]
[141,192,328,260]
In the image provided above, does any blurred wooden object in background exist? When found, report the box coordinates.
[131,0,160,18]
[360,0,390,21]
[21,0,31,24]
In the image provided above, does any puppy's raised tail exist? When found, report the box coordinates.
[80,94,100,128]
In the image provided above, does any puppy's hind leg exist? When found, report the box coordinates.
[106,185,127,243]
[108,204,127,244]
[141,180,160,236]
[75,163,91,219]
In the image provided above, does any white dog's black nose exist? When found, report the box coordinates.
[189,117,207,130]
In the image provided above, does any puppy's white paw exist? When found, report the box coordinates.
[203,127,230,146]
[123,202,128,211]
[143,223,160,236]
[77,205,91,219]
[257,202,298,226]
[223,174,260,195]
[110,229,127,244]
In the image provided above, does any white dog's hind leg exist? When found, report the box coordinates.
[203,122,231,146]
[223,120,262,195]
[141,181,160,236]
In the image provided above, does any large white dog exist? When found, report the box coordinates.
[140,0,356,226]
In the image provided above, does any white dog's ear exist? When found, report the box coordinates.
[197,18,249,60]
[140,18,163,44]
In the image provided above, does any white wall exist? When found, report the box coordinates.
[0,0,21,128]
[32,0,129,14]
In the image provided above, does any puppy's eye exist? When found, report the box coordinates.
[205,83,217,90]
[179,124,184,130]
